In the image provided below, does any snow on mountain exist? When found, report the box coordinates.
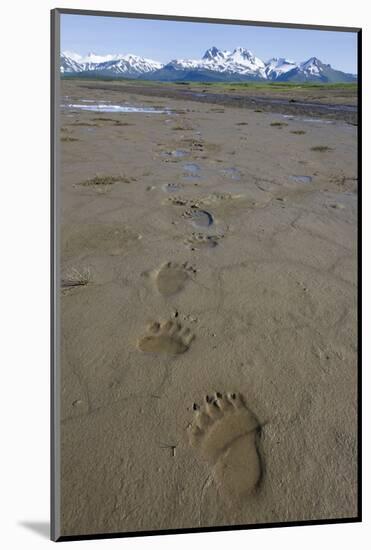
[265,57,298,79]
[299,57,324,76]
[276,56,356,83]
[60,53,84,74]
[61,51,163,76]
[228,47,266,72]
[202,46,230,63]
[93,54,163,75]
[165,58,203,71]
[162,47,267,78]
[62,51,123,64]
[221,47,267,78]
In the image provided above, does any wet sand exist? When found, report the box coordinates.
[59,78,358,536]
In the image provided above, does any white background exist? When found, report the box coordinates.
[0,0,369,547]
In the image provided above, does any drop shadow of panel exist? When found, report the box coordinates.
[19,521,50,539]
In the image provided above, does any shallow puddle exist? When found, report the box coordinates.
[182,163,201,178]
[221,167,242,180]
[162,183,183,193]
[162,149,190,158]
[65,103,169,114]
[289,175,313,184]
[301,118,335,124]
[172,149,189,158]
[188,209,214,228]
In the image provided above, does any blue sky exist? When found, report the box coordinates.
[61,14,358,73]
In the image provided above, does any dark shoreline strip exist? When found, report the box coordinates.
[77,82,358,124]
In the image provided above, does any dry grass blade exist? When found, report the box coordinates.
[61,136,79,142]
[79,174,136,186]
[61,267,91,289]
[291,130,306,135]
[270,121,288,128]
[310,145,333,152]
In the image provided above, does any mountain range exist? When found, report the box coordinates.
[60,47,356,83]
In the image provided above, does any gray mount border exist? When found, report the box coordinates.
[51,8,362,542]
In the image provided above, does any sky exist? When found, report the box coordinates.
[61,14,358,73]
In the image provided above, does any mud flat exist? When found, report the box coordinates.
[59,78,358,536]
[76,79,358,123]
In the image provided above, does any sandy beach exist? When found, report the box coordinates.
[59,78,358,536]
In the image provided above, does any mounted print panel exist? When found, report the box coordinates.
[51,8,360,541]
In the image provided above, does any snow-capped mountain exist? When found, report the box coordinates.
[300,56,324,76]
[226,47,266,78]
[202,46,229,63]
[157,47,267,80]
[275,56,356,83]
[60,53,84,74]
[60,52,163,77]
[60,48,356,82]
[265,57,298,79]
[91,55,163,76]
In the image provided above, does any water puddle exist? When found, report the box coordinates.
[187,209,214,228]
[162,183,183,193]
[289,175,313,185]
[301,118,335,124]
[182,163,201,178]
[281,113,334,124]
[173,149,190,158]
[65,103,169,114]
[221,167,242,180]
[162,149,190,159]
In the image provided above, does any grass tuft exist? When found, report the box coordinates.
[310,145,333,152]
[61,267,91,289]
[61,136,79,142]
[91,118,135,126]
[70,121,98,127]
[291,130,306,135]
[172,125,192,131]
[91,117,115,122]
[79,174,136,186]
[270,121,288,128]
[113,120,135,126]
